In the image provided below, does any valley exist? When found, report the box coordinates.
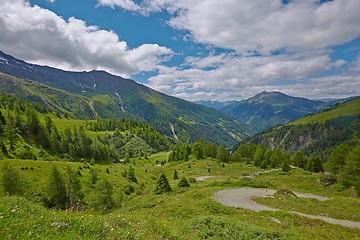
[0,52,359,240]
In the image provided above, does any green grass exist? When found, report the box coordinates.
[0,157,359,239]
[290,97,360,125]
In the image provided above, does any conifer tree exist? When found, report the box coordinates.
[65,167,84,209]
[1,162,23,195]
[4,112,17,151]
[154,173,172,194]
[216,145,230,163]
[90,179,114,211]
[253,145,265,167]
[178,177,190,187]
[338,144,360,196]
[45,166,68,209]
[173,169,179,180]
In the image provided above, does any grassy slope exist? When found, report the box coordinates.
[290,97,360,125]
[0,156,359,240]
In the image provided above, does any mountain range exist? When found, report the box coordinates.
[199,91,351,132]
[0,51,253,147]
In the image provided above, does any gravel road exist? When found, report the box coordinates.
[213,188,360,229]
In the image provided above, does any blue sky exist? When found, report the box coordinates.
[0,0,360,101]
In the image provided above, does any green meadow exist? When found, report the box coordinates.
[1,154,359,240]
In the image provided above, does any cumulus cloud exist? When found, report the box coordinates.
[0,0,173,77]
[98,0,360,100]
[99,0,360,54]
[148,52,360,101]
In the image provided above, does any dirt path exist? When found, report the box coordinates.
[213,188,360,229]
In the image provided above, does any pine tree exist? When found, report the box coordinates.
[325,144,350,174]
[1,162,23,195]
[291,150,307,169]
[205,142,217,158]
[173,169,179,180]
[154,173,172,194]
[178,177,190,187]
[65,167,84,209]
[253,145,265,167]
[4,112,17,151]
[338,144,360,196]
[216,145,230,163]
[192,140,205,160]
[90,179,114,211]
[45,166,68,209]
[125,166,137,183]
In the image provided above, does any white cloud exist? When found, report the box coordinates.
[147,52,359,101]
[99,0,360,54]
[0,0,173,77]
[97,0,141,11]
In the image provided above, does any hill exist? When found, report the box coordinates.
[221,91,343,132]
[247,97,360,156]
[0,51,253,146]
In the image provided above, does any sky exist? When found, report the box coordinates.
[0,0,360,101]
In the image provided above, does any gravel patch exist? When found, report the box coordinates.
[213,188,360,229]
[195,176,217,181]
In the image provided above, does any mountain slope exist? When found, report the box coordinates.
[221,91,340,132]
[247,97,360,156]
[0,51,254,146]
[195,100,236,110]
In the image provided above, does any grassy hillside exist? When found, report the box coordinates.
[290,97,360,125]
[0,156,359,239]
[248,97,360,156]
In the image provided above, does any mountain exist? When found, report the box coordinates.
[195,100,236,110]
[247,97,360,156]
[221,91,343,132]
[0,51,254,146]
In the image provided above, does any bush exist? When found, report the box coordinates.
[188,177,197,184]
[319,173,337,186]
[123,185,135,195]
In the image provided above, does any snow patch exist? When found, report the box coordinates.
[0,56,8,62]
[115,92,125,112]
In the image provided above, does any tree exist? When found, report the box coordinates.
[90,179,114,211]
[1,162,23,195]
[45,166,68,209]
[154,173,172,194]
[178,177,190,187]
[205,142,217,158]
[216,145,230,163]
[291,151,307,169]
[281,159,291,172]
[4,112,17,151]
[173,169,179,180]
[192,140,205,160]
[338,144,360,196]
[325,144,350,174]
[253,145,265,167]
[125,166,137,183]
[65,167,84,209]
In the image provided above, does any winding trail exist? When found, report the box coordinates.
[213,188,360,229]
